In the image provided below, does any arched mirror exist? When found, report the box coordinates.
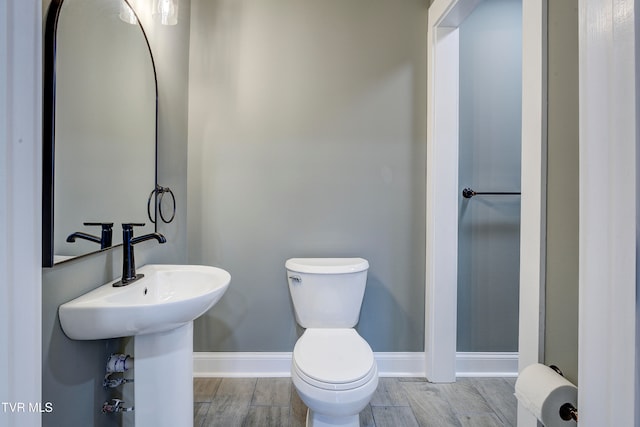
[43,0,157,267]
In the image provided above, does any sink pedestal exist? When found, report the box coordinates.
[134,322,194,427]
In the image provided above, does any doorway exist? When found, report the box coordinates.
[425,0,545,385]
[456,0,521,356]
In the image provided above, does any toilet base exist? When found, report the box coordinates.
[306,408,360,427]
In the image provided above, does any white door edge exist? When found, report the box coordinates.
[578,0,637,424]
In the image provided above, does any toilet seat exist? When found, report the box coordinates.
[292,328,376,391]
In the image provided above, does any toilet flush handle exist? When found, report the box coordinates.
[289,275,302,284]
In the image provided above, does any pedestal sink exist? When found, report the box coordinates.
[59,264,231,427]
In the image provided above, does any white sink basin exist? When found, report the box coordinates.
[59,264,231,340]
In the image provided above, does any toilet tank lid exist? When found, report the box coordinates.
[285,258,369,274]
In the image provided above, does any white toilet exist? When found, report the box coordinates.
[286,257,378,427]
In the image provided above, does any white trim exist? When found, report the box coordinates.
[194,352,425,378]
[516,1,547,426]
[455,352,518,378]
[427,0,544,388]
[0,1,42,425]
[578,0,637,425]
[194,352,293,378]
[518,0,547,370]
[193,352,517,379]
[425,0,464,384]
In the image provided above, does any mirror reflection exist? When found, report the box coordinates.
[44,0,157,266]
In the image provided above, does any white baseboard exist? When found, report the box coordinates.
[455,352,519,377]
[193,352,518,378]
[194,352,293,378]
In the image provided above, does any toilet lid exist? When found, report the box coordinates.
[293,329,375,386]
[285,258,369,274]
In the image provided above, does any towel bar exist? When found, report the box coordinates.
[462,187,521,199]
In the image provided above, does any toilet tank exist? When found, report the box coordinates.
[286,258,369,328]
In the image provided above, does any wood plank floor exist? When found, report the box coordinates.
[194,377,517,427]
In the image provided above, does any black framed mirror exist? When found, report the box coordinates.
[43,0,158,267]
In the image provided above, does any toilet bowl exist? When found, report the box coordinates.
[292,328,378,427]
[286,258,378,427]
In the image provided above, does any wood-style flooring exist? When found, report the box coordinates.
[194,377,517,427]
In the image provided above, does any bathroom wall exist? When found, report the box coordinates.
[187,0,428,352]
[544,0,579,384]
[40,0,191,425]
[457,0,522,352]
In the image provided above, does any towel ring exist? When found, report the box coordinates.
[159,187,176,223]
[147,185,176,224]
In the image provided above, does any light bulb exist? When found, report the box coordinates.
[153,0,178,26]
[119,0,137,25]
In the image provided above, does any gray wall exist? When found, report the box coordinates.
[187,0,428,352]
[41,0,191,425]
[457,0,522,352]
[544,0,579,384]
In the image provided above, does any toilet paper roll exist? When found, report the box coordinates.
[515,364,578,426]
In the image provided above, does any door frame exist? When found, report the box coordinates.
[425,0,546,392]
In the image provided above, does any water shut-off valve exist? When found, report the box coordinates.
[103,353,134,388]
[103,354,134,414]
[102,399,133,414]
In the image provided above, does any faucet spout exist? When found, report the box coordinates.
[114,223,166,287]
[130,232,167,245]
[66,222,114,249]
[66,232,101,244]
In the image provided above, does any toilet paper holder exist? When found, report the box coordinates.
[549,365,579,422]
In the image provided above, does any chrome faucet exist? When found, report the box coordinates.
[66,222,114,249]
[114,223,166,287]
